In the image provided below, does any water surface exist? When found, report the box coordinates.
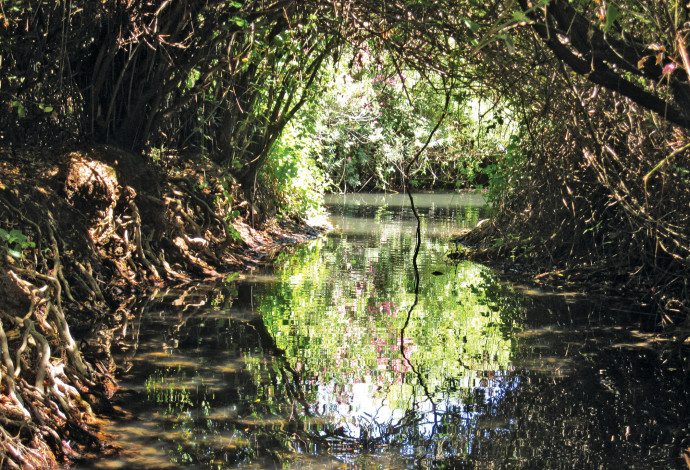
[83,192,690,469]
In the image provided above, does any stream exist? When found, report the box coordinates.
[81,192,690,469]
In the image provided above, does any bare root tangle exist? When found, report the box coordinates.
[0,179,108,467]
[0,269,98,468]
[0,319,31,420]
[168,177,235,244]
[0,131,330,470]
[0,140,317,467]
[74,261,106,302]
[128,199,160,280]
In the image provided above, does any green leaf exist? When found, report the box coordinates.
[604,4,620,32]
[7,249,22,259]
[463,18,480,34]
[9,230,25,244]
[43,106,53,113]
[512,11,529,23]
[502,33,515,53]
[0,228,8,240]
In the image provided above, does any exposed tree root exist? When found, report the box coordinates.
[0,145,325,468]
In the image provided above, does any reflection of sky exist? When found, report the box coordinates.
[261,192,521,444]
[311,365,519,441]
[317,381,404,438]
[314,371,520,443]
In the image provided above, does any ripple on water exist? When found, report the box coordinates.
[85,193,689,470]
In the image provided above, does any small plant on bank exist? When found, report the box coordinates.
[0,227,35,260]
[213,177,243,241]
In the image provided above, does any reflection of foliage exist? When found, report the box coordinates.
[135,303,327,468]
[437,329,690,469]
[258,197,525,435]
[145,368,198,465]
[126,195,689,468]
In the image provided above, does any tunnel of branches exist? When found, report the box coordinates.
[0,0,689,467]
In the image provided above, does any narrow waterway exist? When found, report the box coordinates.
[81,193,690,469]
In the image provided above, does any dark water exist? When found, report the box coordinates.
[81,193,690,469]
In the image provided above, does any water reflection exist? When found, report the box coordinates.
[82,193,690,470]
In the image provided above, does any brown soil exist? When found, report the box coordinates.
[0,144,327,468]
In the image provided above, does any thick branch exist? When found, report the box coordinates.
[520,0,690,129]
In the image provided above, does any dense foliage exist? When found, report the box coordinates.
[274,53,513,193]
[1,0,690,466]
[1,0,336,192]
[328,0,690,319]
[459,1,690,319]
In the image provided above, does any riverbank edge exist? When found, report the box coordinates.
[452,225,689,337]
[0,144,330,468]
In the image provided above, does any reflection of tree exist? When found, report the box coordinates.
[435,331,690,468]
[119,221,690,468]
[398,188,439,443]
[258,197,526,462]
[122,284,337,468]
[118,206,690,468]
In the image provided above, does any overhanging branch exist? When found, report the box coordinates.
[519,0,690,130]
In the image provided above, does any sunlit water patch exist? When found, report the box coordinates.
[80,193,690,470]
[260,194,513,443]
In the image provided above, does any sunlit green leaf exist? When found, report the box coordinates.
[604,4,620,32]
[512,11,528,23]
[463,18,480,34]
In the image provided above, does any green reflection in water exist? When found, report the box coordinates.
[130,193,526,467]
[88,193,690,469]
[99,193,529,468]
[258,193,524,437]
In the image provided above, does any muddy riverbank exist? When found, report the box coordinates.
[0,145,327,468]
